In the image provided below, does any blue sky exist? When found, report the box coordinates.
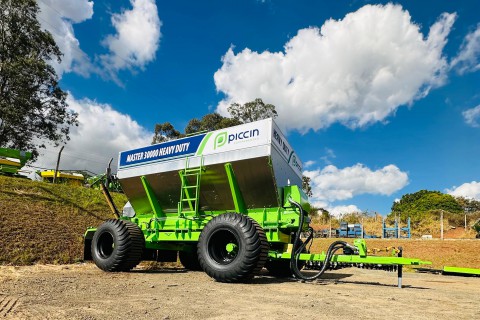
[34,0,480,216]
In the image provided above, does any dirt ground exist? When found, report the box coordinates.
[0,263,478,320]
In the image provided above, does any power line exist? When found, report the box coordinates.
[26,164,52,170]
[37,0,66,20]
[40,147,115,162]
[39,149,115,166]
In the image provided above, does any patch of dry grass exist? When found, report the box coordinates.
[0,176,127,265]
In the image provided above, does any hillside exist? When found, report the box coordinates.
[0,175,127,265]
[1,175,479,269]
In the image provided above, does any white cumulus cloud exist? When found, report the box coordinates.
[214,4,456,133]
[304,163,408,215]
[304,164,409,202]
[101,0,161,75]
[447,181,480,200]
[451,24,480,74]
[321,148,336,165]
[462,105,480,127]
[32,95,152,175]
[327,205,361,217]
[303,160,316,168]
[37,0,94,77]
[308,200,361,218]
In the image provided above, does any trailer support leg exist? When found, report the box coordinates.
[100,183,120,218]
[398,246,403,288]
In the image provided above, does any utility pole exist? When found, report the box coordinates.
[329,218,332,238]
[464,206,472,231]
[440,210,444,240]
[53,146,64,184]
[361,217,364,239]
[397,217,400,239]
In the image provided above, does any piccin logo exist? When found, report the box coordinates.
[291,154,302,172]
[213,129,260,150]
[214,132,227,149]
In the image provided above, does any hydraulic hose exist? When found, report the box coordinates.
[288,198,356,281]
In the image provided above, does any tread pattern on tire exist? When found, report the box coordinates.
[91,219,144,272]
[197,213,269,283]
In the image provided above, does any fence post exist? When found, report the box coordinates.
[440,210,444,240]
[53,146,64,184]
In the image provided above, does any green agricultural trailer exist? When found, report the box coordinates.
[84,119,429,285]
[0,147,31,176]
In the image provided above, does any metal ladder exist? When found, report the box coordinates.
[178,157,203,216]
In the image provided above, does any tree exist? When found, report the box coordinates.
[302,176,313,197]
[455,196,480,213]
[152,122,182,144]
[185,113,241,134]
[152,113,240,144]
[390,190,463,224]
[152,99,277,143]
[315,207,331,220]
[0,0,77,160]
[228,98,277,123]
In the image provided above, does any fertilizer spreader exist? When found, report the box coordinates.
[84,118,429,286]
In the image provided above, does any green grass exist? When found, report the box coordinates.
[0,175,127,265]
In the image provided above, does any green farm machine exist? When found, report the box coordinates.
[86,159,123,193]
[0,147,32,176]
[84,119,428,285]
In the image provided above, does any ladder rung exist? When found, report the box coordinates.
[180,157,203,215]
[183,173,200,177]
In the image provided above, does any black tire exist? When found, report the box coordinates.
[197,213,269,283]
[265,241,307,277]
[179,251,202,271]
[91,219,144,271]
